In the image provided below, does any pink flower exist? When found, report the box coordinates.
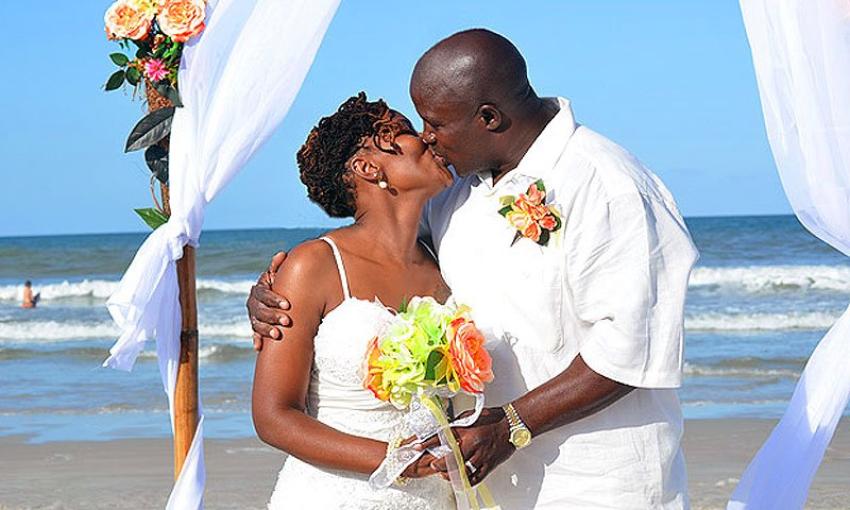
[158,0,206,43]
[104,0,154,41]
[144,59,169,82]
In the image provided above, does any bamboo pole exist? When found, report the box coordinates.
[173,244,199,478]
[151,89,199,481]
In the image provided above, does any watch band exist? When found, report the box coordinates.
[503,402,532,448]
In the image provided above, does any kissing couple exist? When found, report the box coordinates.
[247,28,697,510]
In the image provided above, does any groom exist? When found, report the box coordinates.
[248,29,697,509]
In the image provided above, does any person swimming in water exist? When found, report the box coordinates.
[22,280,39,309]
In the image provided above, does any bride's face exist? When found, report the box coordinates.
[361,111,454,196]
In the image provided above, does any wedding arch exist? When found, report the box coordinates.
[101,0,849,508]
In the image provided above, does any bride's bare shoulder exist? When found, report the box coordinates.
[271,238,337,296]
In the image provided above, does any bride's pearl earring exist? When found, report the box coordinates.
[378,179,389,189]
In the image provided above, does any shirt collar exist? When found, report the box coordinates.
[476,97,577,192]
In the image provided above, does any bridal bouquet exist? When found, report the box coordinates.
[364,297,498,509]
[364,297,493,408]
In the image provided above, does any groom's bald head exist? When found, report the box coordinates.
[411,29,531,111]
[410,29,545,176]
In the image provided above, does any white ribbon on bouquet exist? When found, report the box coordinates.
[103,0,340,508]
[732,1,850,508]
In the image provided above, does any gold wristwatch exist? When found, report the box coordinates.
[502,403,532,449]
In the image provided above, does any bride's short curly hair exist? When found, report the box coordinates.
[297,92,393,218]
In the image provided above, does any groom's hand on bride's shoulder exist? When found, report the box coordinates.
[246,251,293,351]
[417,407,513,486]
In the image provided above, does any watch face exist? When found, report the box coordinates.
[510,428,532,448]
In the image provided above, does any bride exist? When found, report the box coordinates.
[252,93,457,509]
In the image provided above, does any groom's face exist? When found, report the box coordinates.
[412,95,491,178]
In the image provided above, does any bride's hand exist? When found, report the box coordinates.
[399,436,440,479]
[401,452,440,479]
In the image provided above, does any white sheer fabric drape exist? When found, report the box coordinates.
[103,0,340,507]
[732,1,850,508]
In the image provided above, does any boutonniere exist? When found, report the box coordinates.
[498,179,562,246]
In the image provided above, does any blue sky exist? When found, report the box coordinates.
[0,1,788,237]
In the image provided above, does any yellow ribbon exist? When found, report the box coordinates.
[421,395,500,510]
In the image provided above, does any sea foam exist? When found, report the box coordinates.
[0,278,254,301]
[690,265,850,293]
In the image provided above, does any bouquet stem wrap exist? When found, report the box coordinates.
[369,391,499,510]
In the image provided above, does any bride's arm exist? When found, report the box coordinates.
[251,241,387,475]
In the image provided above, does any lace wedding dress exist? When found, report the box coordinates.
[267,237,455,510]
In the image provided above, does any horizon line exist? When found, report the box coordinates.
[0,212,800,240]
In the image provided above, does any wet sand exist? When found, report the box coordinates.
[1,419,847,509]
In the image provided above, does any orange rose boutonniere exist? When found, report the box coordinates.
[498,179,562,246]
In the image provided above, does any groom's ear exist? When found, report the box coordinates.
[476,104,503,132]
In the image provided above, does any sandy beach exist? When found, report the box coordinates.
[1,418,847,509]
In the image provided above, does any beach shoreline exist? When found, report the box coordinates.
[1,418,847,509]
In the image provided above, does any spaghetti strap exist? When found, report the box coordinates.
[319,236,351,300]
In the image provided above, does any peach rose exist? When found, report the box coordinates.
[363,336,390,401]
[522,221,542,243]
[104,0,154,41]
[525,184,545,205]
[514,196,548,221]
[158,0,206,43]
[447,318,494,394]
[539,214,558,231]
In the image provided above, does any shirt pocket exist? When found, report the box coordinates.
[499,237,565,353]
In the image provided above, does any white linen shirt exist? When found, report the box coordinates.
[423,98,698,509]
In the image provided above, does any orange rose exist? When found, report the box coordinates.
[539,214,558,231]
[104,0,154,41]
[447,318,494,394]
[158,0,206,43]
[363,336,389,401]
[522,221,542,242]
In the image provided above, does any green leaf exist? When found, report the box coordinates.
[498,205,513,217]
[126,67,141,86]
[424,350,444,381]
[105,70,125,91]
[125,107,175,152]
[144,145,169,184]
[498,195,516,207]
[134,208,169,230]
[534,179,546,192]
[109,52,129,67]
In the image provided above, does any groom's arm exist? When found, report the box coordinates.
[248,204,436,350]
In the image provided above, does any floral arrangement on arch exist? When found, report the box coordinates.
[103,0,207,104]
[102,0,209,231]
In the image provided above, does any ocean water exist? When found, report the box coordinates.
[1,216,848,442]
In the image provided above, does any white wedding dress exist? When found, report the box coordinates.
[267,237,455,510]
